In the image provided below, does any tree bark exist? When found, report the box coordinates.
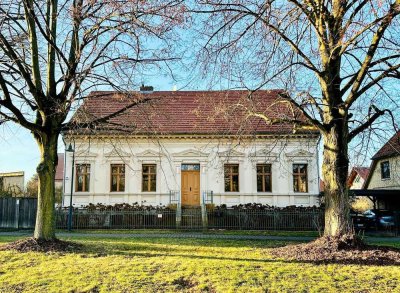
[322,120,352,237]
[33,131,59,240]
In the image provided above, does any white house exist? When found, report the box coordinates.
[361,130,400,209]
[63,90,321,208]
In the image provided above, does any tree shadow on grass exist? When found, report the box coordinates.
[2,236,400,266]
[77,246,400,266]
[75,238,400,266]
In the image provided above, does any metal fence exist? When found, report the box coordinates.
[207,209,324,231]
[56,209,177,229]
[54,208,324,231]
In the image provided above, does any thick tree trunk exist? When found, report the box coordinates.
[34,132,59,240]
[322,122,352,237]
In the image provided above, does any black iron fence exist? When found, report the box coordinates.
[56,209,176,229]
[207,209,324,231]
[53,207,325,231]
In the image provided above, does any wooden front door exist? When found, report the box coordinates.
[181,170,200,206]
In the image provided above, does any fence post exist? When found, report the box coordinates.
[201,200,208,231]
[176,199,181,229]
[14,198,20,229]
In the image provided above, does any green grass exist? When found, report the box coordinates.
[0,235,399,292]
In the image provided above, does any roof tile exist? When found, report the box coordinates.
[371,131,400,160]
[69,90,319,136]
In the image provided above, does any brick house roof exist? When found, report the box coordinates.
[347,166,370,187]
[371,130,400,160]
[68,90,319,136]
[353,167,370,180]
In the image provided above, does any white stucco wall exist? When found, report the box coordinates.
[63,136,320,207]
[367,156,400,189]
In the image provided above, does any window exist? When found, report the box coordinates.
[257,164,272,192]
[76,164,90,192]
[0,177,3,191]
[224,164,239,192]
[111,164,125,192]
[354,175,360,183]
[381,161,390,179]
[293,164,308,192]
[142,164,156,192]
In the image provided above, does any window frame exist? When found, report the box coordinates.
[293,163,308,193]
[75,164,90,192]
[142,164,157,192]
[224,164,239,192]
[380,161,391,179]
[110,164,125,192]
[256,164,272,192]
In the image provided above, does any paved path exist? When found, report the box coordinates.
[1,230,399,242]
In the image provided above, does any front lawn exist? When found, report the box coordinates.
[0,235,399,292]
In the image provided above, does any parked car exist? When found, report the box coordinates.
[363,209,395,229]
[350,210,368,230]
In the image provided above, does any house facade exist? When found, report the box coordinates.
[63,90,321,208]
[0,171,24,196]
[362,130,400,209]
[364,131,400,190]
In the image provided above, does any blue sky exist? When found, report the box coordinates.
[0,123,40,182]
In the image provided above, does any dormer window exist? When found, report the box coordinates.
[380,161,390,179]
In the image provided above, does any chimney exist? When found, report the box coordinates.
[140,84,154,93]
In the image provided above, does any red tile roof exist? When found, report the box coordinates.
[348,166,370,187]
[55,153,64,181]
[68,90,319,136]
[353,167,370,180]
[371,130,400,160]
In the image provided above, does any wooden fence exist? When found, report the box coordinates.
[0,197,37,229]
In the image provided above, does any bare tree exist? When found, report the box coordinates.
[26,174,39,198]
[193,0,400,238]
[0,0,185,240]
